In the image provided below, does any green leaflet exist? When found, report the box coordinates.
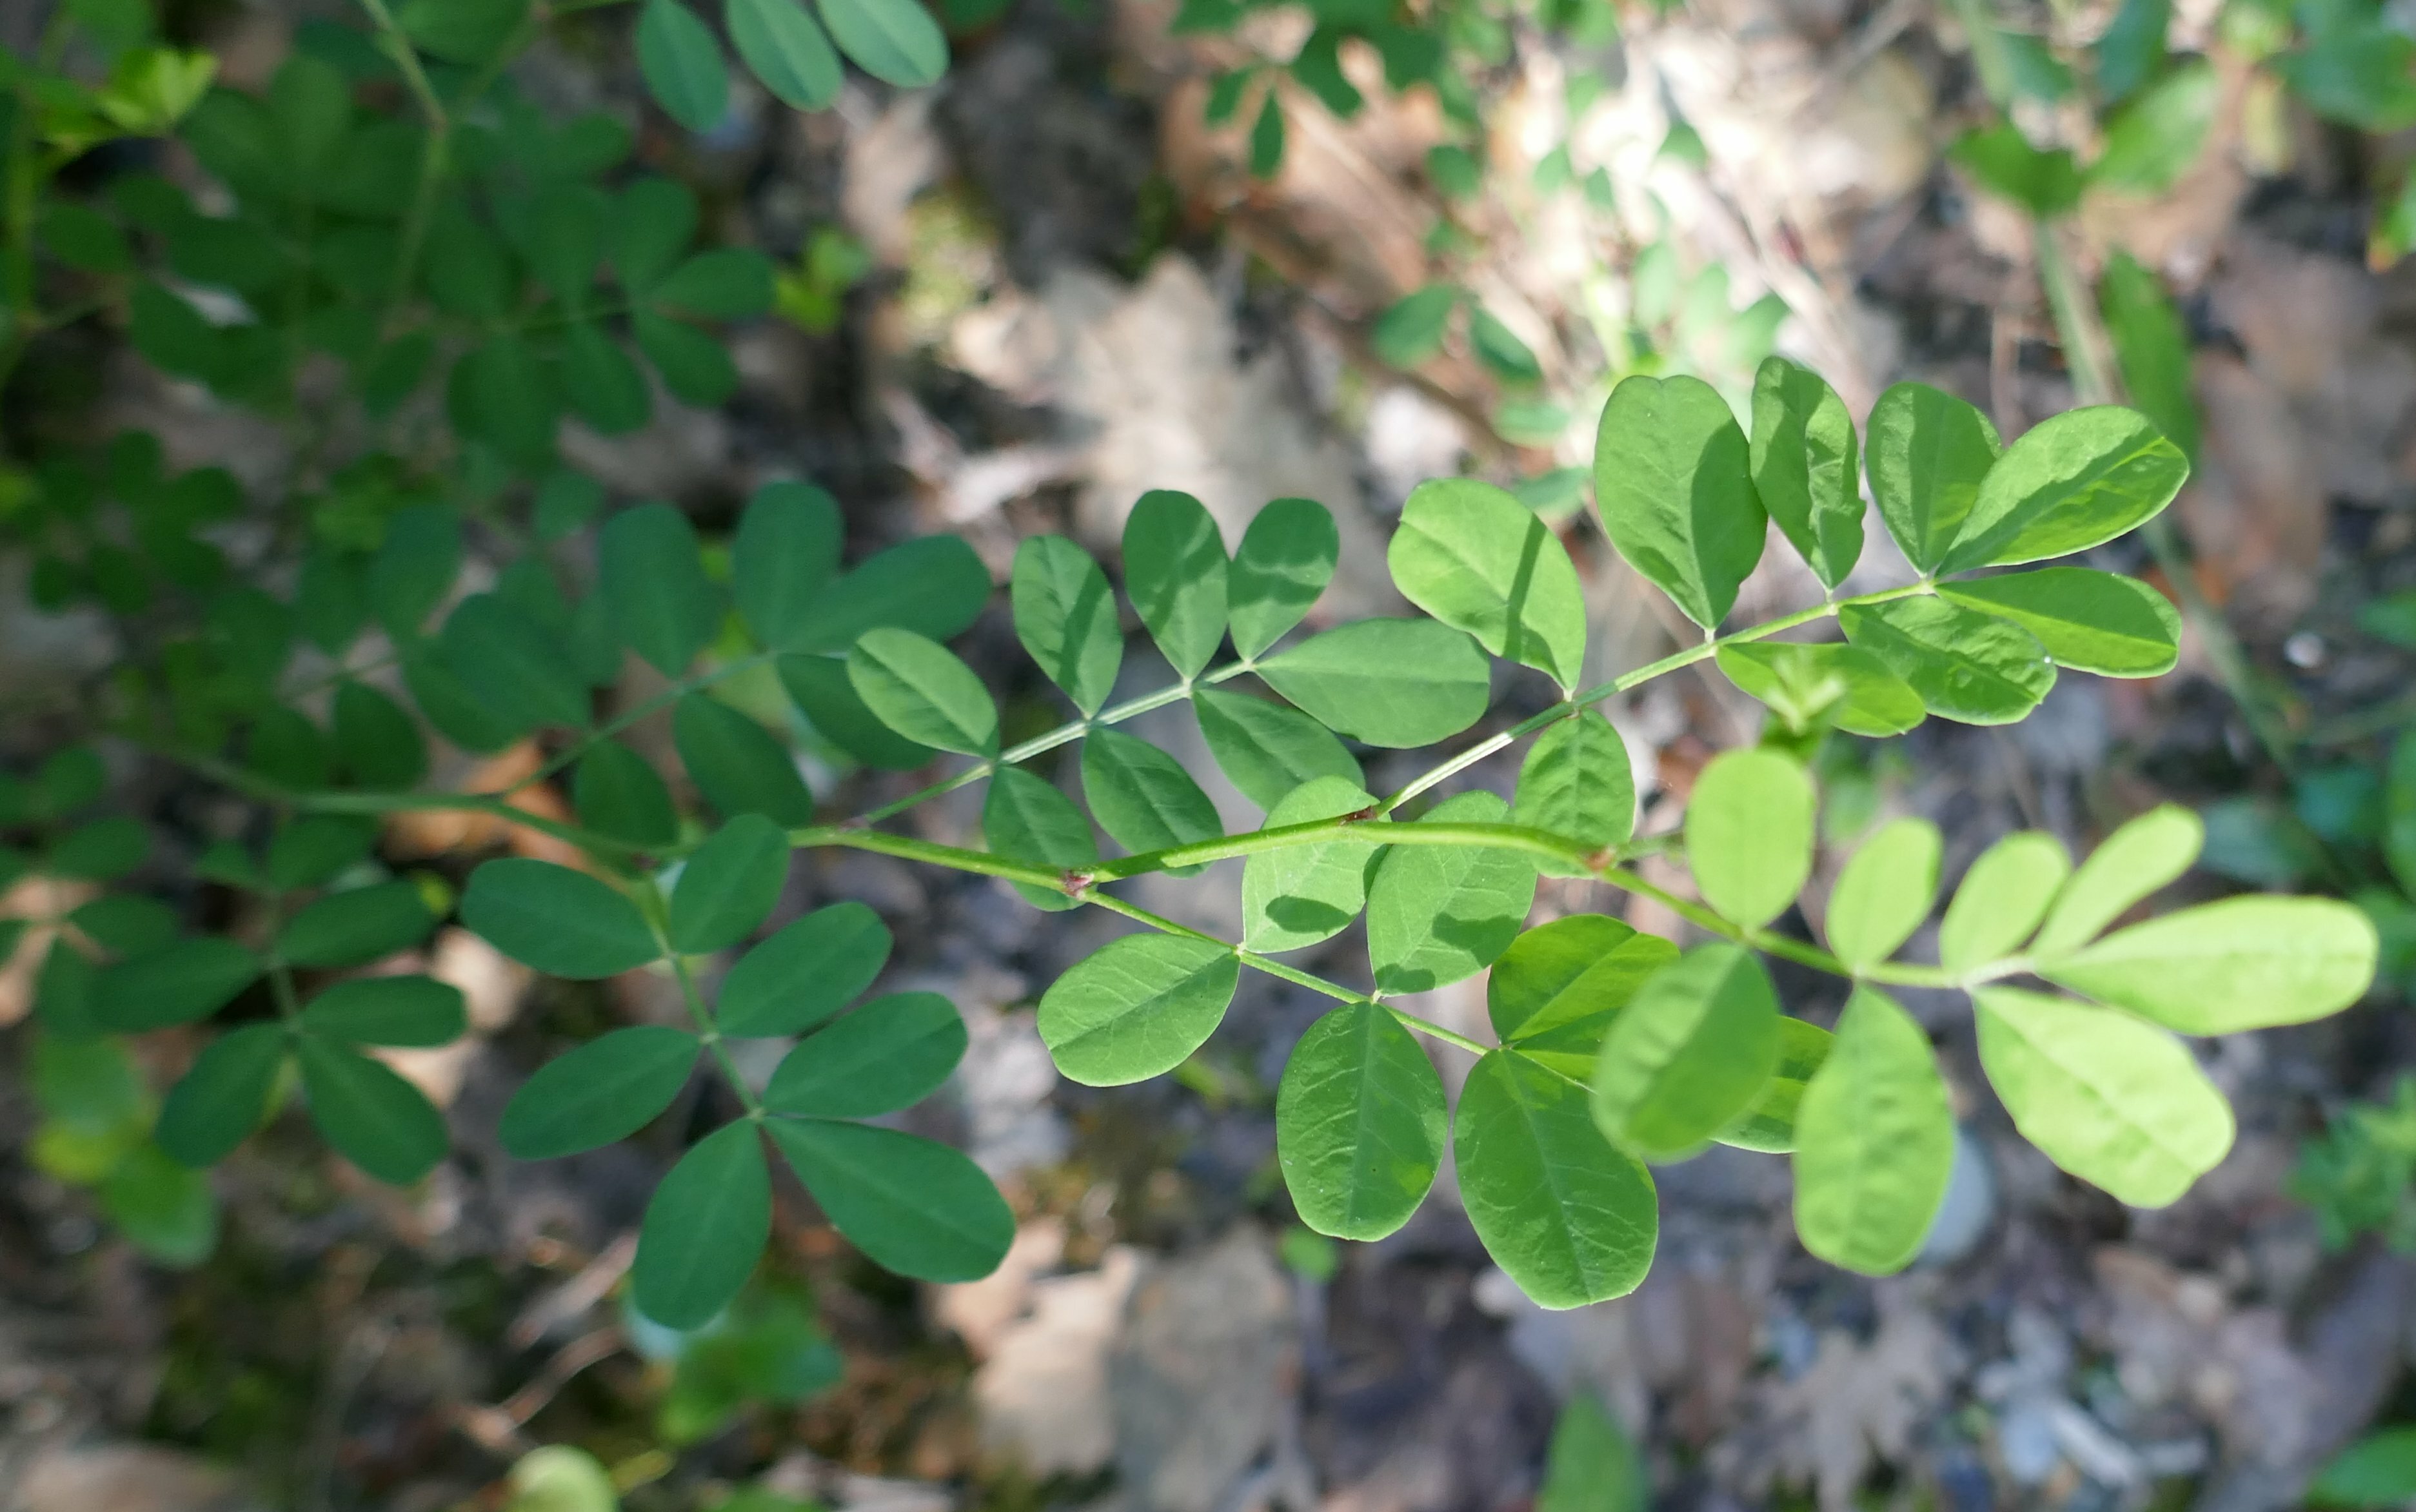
[767,1119,1012,1282]
[1714,1016,1832,1154]
[1685,748,1814,930]
[1276,1000,1447,1241]
[1256,619,1492,748]
[2391,735,2416,901]
[332,682,428,789]
[779,535,991,654]
[276,881,437,968]
[1509,708,1634,870]
[1011,535,1122,716]
[599,502,719,678]
[2311,1429,2416,1511]
[501,1026,700,1158]
[1538,1395,1647,1512]
[1748,357,1862,589]
[1791,987,1953,1273]
[46,816,146,881]
[105,1145,217,1268]
[1937,406,2188,573]
[673,693,818,826]
[1365,790,1537,994]
[404,646,522,753]
[779,653,937,771]
[668,815,789,954]
[1590,945,1780,1161]
[847,628,999,757]
[2090,61,2217,193]
[1371,284,1458,368]
[1242,776,1385,952]
[1387,478,1587,690]
[297,1034,449,1186]
[982,764,1098,912]
[1592,373,1767,629]
[2039,896,2378,1034]
[2101,251,2198,464]
[1124,489,1229,679]
[93,937,264,1032]
[1191,685,1361,811]
[370,505,461,638]
[1081,728,1222,865]
[635,1122,771,1329]
[1038,934,1240,1086]
[718,901,893,1037]
[2029,803,2201,957]
[1456,1048,1658,1309]
[1823,817,1941,970]
[637,0,729,132]
[1486,915,1677,1079]
[1938,830,2070,972]
[1974,987,2233,1207]
[1865,381,2002,574]
[301,976,467,1048]
[439,593,590,730]
[653,250,776,321]
[575,741,682,847]
[1937,568,2181,678]
[266,816,377,891]
[815,0,949,88]
[156,1022,286,1167]
[1715,641,1924,738]
[462,858,661,978]
[1229,497,1339,659]
[766,991,965,1117]
[733,481,842,653]
[1839,596,2056,726]
[728,0,844,110]
[560,322,649,433]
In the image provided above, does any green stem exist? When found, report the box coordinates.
[352,0,451,326]
[641,883,764,1120]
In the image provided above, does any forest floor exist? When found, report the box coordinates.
[5,0,2416,1509]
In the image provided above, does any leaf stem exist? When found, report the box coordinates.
[640,881,766,1121]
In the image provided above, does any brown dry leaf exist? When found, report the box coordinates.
[381,741,583,869]
[20,1442,255,1512]
[0,876,101,1027]
[1759,1286,1957,1512]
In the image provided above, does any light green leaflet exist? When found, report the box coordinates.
[1938,569,2181,678]
[732,482,842,653]
[1275,1001,1447,1241]
[635,1122,771,1329]
[1938,830,2070,972]
[575,740,680,847]
[156,1023,285,1167]
[600,502,720,677]
[1371,284,1458,367]
[1192,685,1361,810]
[1685,748,1814,930]
[1365,791,1538,994]
[1590,945,1780,1161]
[779,653,936,771]
[1081,728,1222,866]
[717,901,893,1037]
[1038,934,1240,1086]
[1716,642,1924,738]
[299,1035,450,1186]
[1839,596,2055,726]
[462,859,660,979]
[1974,988,2233,1207]
[1714,1017,1832,1154]
[726,0,842,110]
[1864,382,2001,574]
[276,881,436,968]
[1824,817,1941,970]
[1456,1049,1658,1309]
[1791,988,1953,1273]
[1229,497,1339,660]
[814,0,949,89]
[982,765,1098,912]
[673,694,818,826]
[1242,777,1386,952]
[1256,620,1493,748]
[1538,1395,1647,1512]
[848,628,999,756]
[1011,535,1122,716]
[766,991,966,1117]
[1124,489,1229,679]
[302,976,466,1048]
[1387,478,1587,690]
[1486,915,1677,1080]
[1592,373,1767,629]
[668,814,789,954]
[1937,407,2188,573]
[1510,709,1634,870]
[767,1119,1013,1282]
[1748,357,1862,590]
[2029,803,2201,957]
[501,1026,700,1159]
[2040,896,2378,1034]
